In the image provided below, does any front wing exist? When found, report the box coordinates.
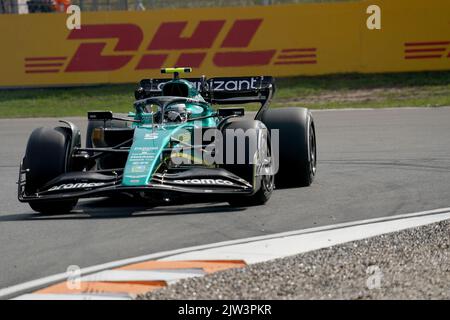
[18,166,254,203]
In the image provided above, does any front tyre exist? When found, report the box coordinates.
[23,127,78,214]
[221,120,274,207]
[29,199,78,215]
[228,174,274,207]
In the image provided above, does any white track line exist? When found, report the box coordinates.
[80,269,205,282]
[161,210,450,263]
[1,207,449,299]
[14,293,131,300]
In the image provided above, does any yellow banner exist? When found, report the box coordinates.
[1,0,449,87]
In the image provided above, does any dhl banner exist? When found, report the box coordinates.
[0,0,449,87]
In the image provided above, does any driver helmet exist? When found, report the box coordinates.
[164,103,188,123]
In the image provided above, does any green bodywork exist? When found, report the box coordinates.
[122,79,217,187]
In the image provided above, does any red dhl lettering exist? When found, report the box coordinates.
[63,19,286,72]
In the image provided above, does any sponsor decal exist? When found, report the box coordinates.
[131,165,146,173]
[135,146,159,151]
[62,20,274,72]
[173,132,191,143]
[211,78,259,91]
[48,182,105,191]
[155,77,262,93]
[403,41,450,60]
[23,19,317,74]
[173,179,234,186]
[125,175,147,179]
[144,132,159,140]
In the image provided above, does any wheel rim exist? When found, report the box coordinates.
[310,124,317,176]
[260,130,274,192]
[263,172,274,193]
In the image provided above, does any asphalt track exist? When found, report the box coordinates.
[1,107,449,290]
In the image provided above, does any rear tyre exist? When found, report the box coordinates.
[261,107,317,188]
[221,120,274,207]
[23,127,78,214]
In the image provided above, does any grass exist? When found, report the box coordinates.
[269,71,450,110]
[1,71,450,118]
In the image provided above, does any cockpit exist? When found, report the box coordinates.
[154,103,188,124]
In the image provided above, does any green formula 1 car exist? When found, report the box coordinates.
[18,67,316,214]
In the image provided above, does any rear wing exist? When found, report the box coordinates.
[135,76,275,116]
